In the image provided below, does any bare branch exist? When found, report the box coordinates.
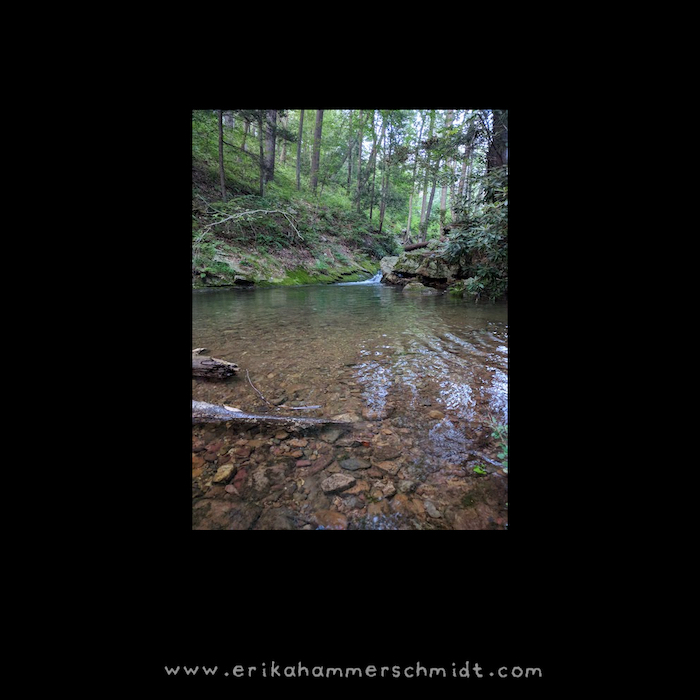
[246,369,320,411]
[202,208,303,241]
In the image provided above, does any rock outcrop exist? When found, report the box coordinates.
[380,239,463,290]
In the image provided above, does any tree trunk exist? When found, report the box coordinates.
[405,111,425,243]
[419,110,435,231]
[369,113,382,222]
[347,109,353,189]
[217,110,226,202]
[258,111,265,196]
[192,400,354,428]
[356,110,363,212]
[310,109,324,194]
[192,348,239,379]
[378,117,389,233]
[457,144,469,200]
[404,191,414,244]
[403,241,429,251]
[280,112,288,164]
[487,109,508,172]
[240,119,250,160]
[296,109,304,191]
[264,109,277,183]
[440,109,453,229]
[420,172,439,242]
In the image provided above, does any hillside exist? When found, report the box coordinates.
[192,113,400,287]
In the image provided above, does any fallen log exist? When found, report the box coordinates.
[403,241,429,251]
[192,348,239,379]
[192,400,353,429]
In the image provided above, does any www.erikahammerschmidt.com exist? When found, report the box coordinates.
[163,661,543,680]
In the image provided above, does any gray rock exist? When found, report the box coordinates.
[403,281,425,291]
[338,457,370,471]
[397,479,417,494]
[319,426,346,444]
[321,473,356,493]
[253,508,297,530]
[424,500,442,518]
[403,281,438,294]
[379,256,400,284]
[331,412,362,423]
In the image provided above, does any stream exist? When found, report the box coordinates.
[192,275,508,530]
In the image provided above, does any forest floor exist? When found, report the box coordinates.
[192,160,397,288]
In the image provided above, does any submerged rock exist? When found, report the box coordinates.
[212,463,236,483]
[312,510,348,530]
[338,457,370,471]
[321,473,356,493]
[403,281,438,294]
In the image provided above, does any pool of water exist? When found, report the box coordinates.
[192,278,508,529]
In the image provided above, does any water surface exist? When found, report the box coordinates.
[192,279,507,474]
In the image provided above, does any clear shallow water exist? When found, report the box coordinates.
[192,280,507,472]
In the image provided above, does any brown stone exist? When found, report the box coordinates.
[312,510,348,530]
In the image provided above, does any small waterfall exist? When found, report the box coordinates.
[336,271,383,286]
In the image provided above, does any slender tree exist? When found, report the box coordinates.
[296,109,304,191]
[258,111,265,196]
[487,109,508,173]
[347,109,354,188]
[440,109,453,230]
[378,115,389,233]
[356,110,364,212]
[280,111,288,165]
[419,110,435,232]
[310,110,324,194]
[240,117,250,159]
[404,110,425,243]
[369,112,382,221]
[217,109,226,201]
[264,109,277,183]
[420,171,439,241]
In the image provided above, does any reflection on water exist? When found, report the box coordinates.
[193,282,507,474]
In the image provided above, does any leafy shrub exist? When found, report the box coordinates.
[443,165,507,300]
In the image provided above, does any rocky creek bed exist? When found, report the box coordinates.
[192,281,508,530]
[192,402,507,530]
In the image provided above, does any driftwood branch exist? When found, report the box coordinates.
[192,348,239,379]
[192,400,353,429]
[245,369,320,411]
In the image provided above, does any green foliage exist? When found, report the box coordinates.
[193,110,505,289]
[443,165,508,300]
[313,256,331,272]
[488,415,508,473]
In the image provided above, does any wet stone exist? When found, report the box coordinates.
[212,464,236,483]
[338,457,370,471]
[312,510,348,530]
[424,500,442,518]
[375,460,401,476]
[321,473,356,493]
